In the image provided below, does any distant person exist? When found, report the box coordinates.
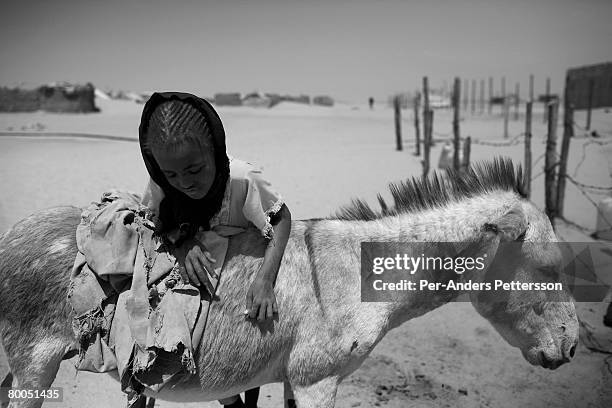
[368,97,374,110]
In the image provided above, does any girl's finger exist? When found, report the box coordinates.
[257,301,267,321]
[272,298,278,314]
[249,303,259,320]
[193,258,215,294]
[266,302,274,319]
[194,250,217,280]
[204,279,215,296]
[194,254,215,282]
[184,260,199,286]
[196,266,214,294]
[246,290,256,319]
[245,290,253,311]
[202,257,219,280]
[204,251,216,264]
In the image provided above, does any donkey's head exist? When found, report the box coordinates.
[336,157,579,369]
[469,201,578,370]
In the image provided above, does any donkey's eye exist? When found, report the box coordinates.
[516,230,527,241]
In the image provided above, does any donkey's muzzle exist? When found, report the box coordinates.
[538,339,577,369]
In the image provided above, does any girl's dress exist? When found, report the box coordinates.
[141,156,284,277]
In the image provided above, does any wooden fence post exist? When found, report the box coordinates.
[423,109,433,177]
[543,77,551,123]
[423,76,433,147]
[453,77,461,171]
[586,78,594,130]
[514,82,520,121]
[414,93,421,156]
[462,136,471,171]
[503,96,510,139]
[501,76,506,115]
[529,74,534,102]
[422,77,431,176]
[394,95,402,151]
[423,76,430,112]
[471,79,476,115]
[557,77,574,218]
[488,77,493,114]
[544,101,559,224]
[524,101,533,198]
[480,79,485,114]
[463,79,469,111]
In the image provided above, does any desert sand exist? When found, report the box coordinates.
[1,98,611,407]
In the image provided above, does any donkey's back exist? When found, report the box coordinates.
[0,206,81,407]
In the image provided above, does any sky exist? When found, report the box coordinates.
[1,0,611,103]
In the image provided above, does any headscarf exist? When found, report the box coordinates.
[139,92,230,235]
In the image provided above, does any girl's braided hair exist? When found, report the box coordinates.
[139,92,230,239]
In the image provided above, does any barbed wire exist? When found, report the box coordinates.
[470,132,525,147]
[573,140,596,177]
[432,130,453,138]
[572,119,612,133]
[570,136,612,182]
[532,152,546,168]
[562,175,612,235]
[572,133,612,142]
[579,138,612,146]
[564,174,612,193]
[527,152,560,182]
[407,114,612,237]
[558,216,612,236]
[530,170,545,181]
[571,120,612,139]
[526,124,612,236]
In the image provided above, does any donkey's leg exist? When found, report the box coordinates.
[603,301,612,327]
[283,381,296,408]
[1,373,13,388]
[4,336,67,408]
[1,373,14,408]
[291,377,338,408]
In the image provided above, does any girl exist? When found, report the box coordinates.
[139,92,291,408]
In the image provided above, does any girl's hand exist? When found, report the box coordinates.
[175,237,217,294]
[246,275,278,321]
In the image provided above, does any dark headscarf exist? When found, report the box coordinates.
[139,92,230,236]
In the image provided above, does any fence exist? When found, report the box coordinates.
[392,75,612,238]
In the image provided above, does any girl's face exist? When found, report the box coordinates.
[152,140,216,199]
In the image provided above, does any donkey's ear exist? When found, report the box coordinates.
[483,205,528,241]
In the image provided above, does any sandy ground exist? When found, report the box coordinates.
[0,98,611,407]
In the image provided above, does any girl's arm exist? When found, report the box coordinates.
[246,204,291,321]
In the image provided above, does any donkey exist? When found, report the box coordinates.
[0,159,578,408]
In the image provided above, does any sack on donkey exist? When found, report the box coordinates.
[68,190,201,394]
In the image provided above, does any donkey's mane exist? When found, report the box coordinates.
[333,157,526,221]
